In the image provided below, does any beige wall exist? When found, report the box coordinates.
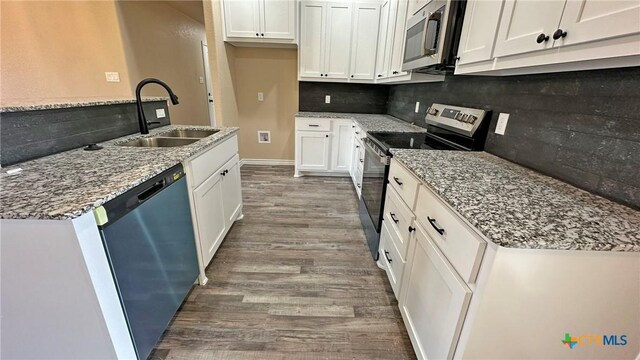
[116,1,209,125]
[203,1,298,160]
[0,1,132,106]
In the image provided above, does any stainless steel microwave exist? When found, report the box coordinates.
[402,0,466,73]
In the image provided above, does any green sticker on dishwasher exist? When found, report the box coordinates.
[93,206,108,226]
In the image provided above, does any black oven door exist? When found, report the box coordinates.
[361,142,389,234]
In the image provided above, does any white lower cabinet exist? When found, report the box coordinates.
[295,117,357,177]
[295,131,331,172]
[379,221,405,297]
[399,223,472,360]
[330,120,354,172]
[185,134,243,284]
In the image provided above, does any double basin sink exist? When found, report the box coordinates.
[118,129,219,148]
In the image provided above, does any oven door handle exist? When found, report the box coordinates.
[363,141,390,165]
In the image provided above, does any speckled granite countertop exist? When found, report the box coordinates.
[0,97,168,113]
[0,125,239,220]
[296,112,427,133]
[391,149,640,252]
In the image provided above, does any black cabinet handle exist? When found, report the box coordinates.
[261,33,264,37]
[325,134,329,138]
[355,131,360,134]
[536,33,549,43]
[308,124,319,127]
[320,74,324,77]
[377,74,382,77]
[351,75,354,78]
[552,29,567,40]
[427,216,445,235]
[384,250,392,263]
[359,159,364,163]
[220,170,226,176]
[393,177,403,186]
[356,145,359,148]
[390,213,399,224]
[256,33,259,37]
[408,226,416,233]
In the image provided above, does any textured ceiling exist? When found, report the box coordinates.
[165,0,204,24]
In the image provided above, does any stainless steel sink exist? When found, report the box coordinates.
[159,129,219,138]
[118,137,199,147]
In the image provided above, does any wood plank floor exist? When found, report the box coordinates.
[151,165,416,360]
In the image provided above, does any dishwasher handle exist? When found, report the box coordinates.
[137,179,166,202]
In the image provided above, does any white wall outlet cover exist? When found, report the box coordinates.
[105,72,120,82]
[258,92,264,102]
[258,130,271,144]
[495,113,509,135]
[155,108,166,118]
[325,95,331,104]
[414,101,420,113]
[199,76,205,84]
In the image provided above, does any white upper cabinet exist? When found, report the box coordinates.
[556,0,640,47]
[300,1,326,77]
[493,0,566,58]
[260,0,297,39]
[374,0,392,79]
[325,2,354,79]
[456,0,504,65]
[387,0,409,77]
[349,3,382,80]
[223,0,297,46]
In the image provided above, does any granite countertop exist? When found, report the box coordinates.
[391,149,640,252]
[296,112,427,133]
[0,125,239,220]
[0,97,169,113]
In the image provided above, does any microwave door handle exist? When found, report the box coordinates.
[424,11,441,56]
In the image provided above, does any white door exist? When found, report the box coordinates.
[296,131,331,171]
[556,0,640,47]
[375,0,391,79]
[330,120,354,172]
[457,0,505,65]
[260,0,296,40]
[201,43,216,126]
[223,0,261,39]
[399,224,472,360]
[493,0,566,58]
[324,2,353,79]
[388,0,409,77]
[193,172,227,267]
[349,3,381,80]
[300,1,326,78]
[409,0,431,15]
[221,155,243,227]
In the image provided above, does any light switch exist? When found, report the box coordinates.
[258,92,264,102]
[495,113,509,135]
[156,108,166,118]
[325,95,331,104]
[105,72,120,82]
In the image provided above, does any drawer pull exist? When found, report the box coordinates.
[393,177,403,186]
[427,216,445,235]
[390,213,399,224]
[384,250,392,263]
[360,159,364,163]
[308,124,320,127]
[408,226,416,233]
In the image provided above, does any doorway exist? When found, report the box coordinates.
[201,42,215,126]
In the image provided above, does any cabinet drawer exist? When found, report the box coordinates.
[383,186,414,261]
[189,135,238,188]
[296,117,331,132]
[388,159,420,210]
[380,221,405,298]
[415,185,486,284]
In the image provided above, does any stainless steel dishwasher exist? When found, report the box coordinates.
[96,163,199,360]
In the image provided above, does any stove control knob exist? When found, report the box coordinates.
[426,107,439,116]
[460,114,469,122]
[468,115,478,124]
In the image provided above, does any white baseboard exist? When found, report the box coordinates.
[240,158,295,167]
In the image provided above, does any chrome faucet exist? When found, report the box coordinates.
[135,78,179,134]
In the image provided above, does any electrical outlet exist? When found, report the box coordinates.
[414,101,420,113]
[199,76,205,84]
[105,72,120,82]
[156,108,166,118]
[325,95,331,104]
[258,92,264,102]
[495,113,509,135]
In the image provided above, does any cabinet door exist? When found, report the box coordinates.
[399,224,472,360]
[296,131,331,171]
[330,120,354,172]
[375,0,391,79]
[300,1,326,78]
[324,2,353,79]
[221,154,243,227]
[557,0,640,47]
[349,3,381,80]
[260,0,296,40]
[224,0,261,39]
[457,0,504,65]
[493,0,566,58]
[193,172,227,267]
[388,0,410,77]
